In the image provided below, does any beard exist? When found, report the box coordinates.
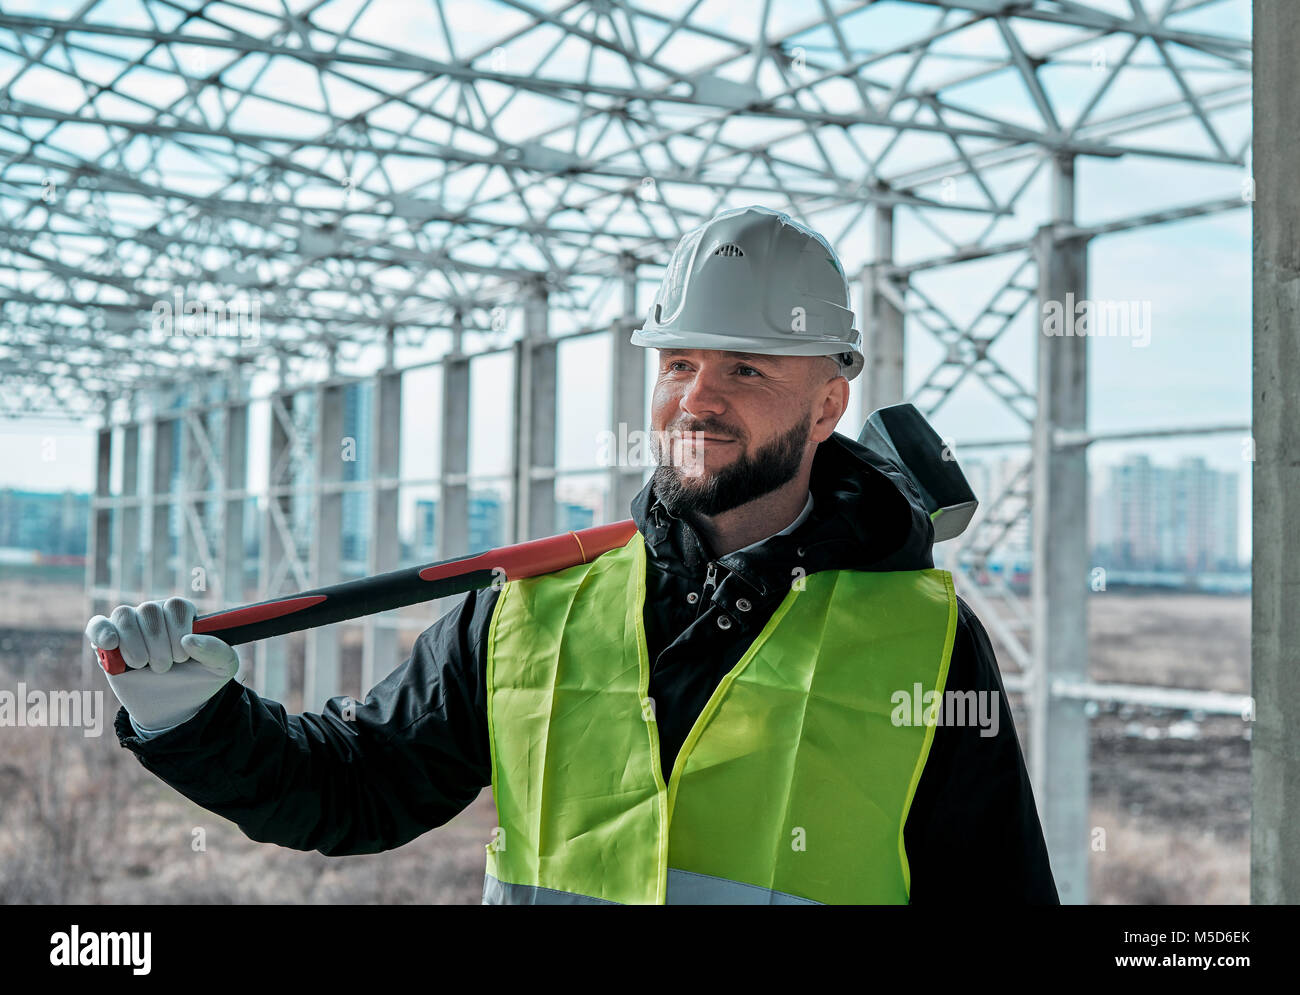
[650,409,812,519]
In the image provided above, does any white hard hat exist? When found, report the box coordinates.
[631,204,864,381]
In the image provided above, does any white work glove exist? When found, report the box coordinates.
[86,597,239,732]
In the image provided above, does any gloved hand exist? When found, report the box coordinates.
[85,597,239,732]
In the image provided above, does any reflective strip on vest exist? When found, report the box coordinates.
[483,530,956,905]
[483,868,821,905]
[482,873,618,905]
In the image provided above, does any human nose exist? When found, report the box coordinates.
[678,366,728,420]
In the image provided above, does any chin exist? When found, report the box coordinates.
[679,451,737,477]
[676,464,728,486]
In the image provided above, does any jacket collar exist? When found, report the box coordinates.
[630,430,935,598]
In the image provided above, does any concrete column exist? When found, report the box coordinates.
[175,402,195,597]
[222,392,248,608]
[440,350,471,560]
[611,256,648,519]
[254,392,291,704]
[1030,154,1090,905]
[1252,0,1300,905]
[84,424,112,681]
[363,365,402,693]
[437,338,472,625]
[114,424,140,599]
[194,405,219,602]
[89,427,112,592]
[147,418,176,595]
[861,201,906,414]
[513,281,557,540]
[305,381,344,709]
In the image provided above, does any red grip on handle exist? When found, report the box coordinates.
[97,645,127,675]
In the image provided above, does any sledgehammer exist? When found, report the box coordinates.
[95,402,976,675]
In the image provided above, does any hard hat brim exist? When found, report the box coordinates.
[630,327,863,381]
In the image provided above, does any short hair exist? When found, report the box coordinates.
[820,355,844,381]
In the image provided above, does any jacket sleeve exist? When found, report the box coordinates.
[112,586,497,857]
[903,595,1061,904]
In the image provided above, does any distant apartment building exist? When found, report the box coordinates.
[408,495,594,562]
[0,488,90,557]
[950,451,1239,585]
[469,492,504,552]
[560,501,595,533]
[1092,455,1239,572]
[414,499,437,561]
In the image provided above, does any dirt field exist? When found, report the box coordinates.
[0,578,1251,904]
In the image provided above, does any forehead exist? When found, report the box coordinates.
[658,348,789,365]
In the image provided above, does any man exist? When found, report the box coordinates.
[89,205,1059,904]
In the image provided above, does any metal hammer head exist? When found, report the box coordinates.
[857,402,978,542]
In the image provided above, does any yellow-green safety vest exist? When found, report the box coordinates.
[483,530,957,905]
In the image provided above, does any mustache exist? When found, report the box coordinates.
[667,421,745,441]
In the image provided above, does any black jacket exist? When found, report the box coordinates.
[113,430,1060,904]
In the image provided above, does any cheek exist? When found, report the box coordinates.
[728,398,773,441]
[650,385,679,427]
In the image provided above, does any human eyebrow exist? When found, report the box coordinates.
[714,353,785,368]
[661,351,781,368]
[728,354,787,372]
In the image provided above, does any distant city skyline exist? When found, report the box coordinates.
[958,451,1248,570]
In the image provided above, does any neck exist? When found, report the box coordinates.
[689,472,811,557]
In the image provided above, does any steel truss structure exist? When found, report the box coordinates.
[0,0,1252,903]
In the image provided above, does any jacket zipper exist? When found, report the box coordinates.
[702,561,718,599]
